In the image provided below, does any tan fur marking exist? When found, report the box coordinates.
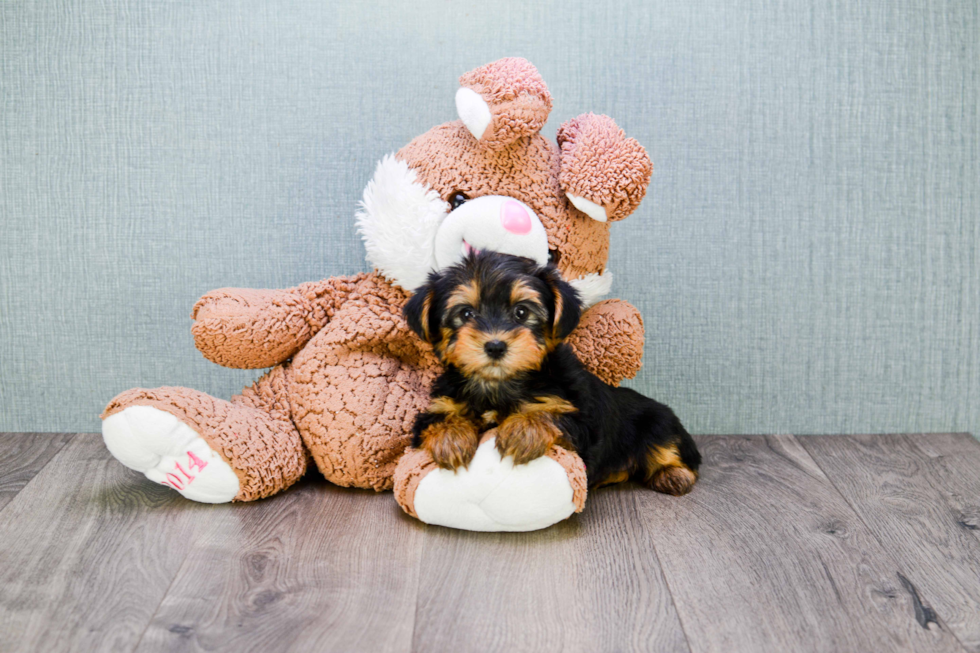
[649,444,683,470]
[497,329,548,377]
[438,326,454,354]
[544,278,568,351]
[496,410,563,465]
[595,469,630,488]
[644,443,698,496]
[420,414,480,470]
[419,291,433,342]
[495,396,575,465]
[510,280,541,306]
[520,395,577,415]
[651,466,698,496]
[552,283,564,336]
[446,280,480,311]
[445,323,489,375]
[428,396,468,418]
[445,326,548,380]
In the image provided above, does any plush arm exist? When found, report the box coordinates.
[566,299,645,387]
[190,274,366,369]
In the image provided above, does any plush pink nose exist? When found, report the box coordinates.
[500,201,532,235]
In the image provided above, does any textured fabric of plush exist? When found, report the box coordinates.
[98,58,645,509]
[396,120,645,280]
[565,299,645,387]
[1,1,978,440]
[458,58,553,151]
[393,432,587,529]
[102,374,309,501]
[558,114,652,222]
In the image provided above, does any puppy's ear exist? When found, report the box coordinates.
[543,268,582,341]
[404,285,437,344]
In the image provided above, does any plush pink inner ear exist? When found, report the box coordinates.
[501,201,532,235]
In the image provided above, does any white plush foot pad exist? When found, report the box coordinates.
[102,406,240,503]
[413,437,577,532]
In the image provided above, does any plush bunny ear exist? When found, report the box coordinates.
[557,113,653,223]
[455,57,553,150]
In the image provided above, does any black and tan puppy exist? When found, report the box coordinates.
[404,251,701,495]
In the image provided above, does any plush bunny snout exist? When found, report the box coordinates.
[434,195,550,270]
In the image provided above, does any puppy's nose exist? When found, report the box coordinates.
[500,201,532,235]
[484,340,507,360]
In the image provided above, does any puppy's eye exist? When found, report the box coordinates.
[449,192,468,211]
[513,305,530,323]
[460,308,475,321]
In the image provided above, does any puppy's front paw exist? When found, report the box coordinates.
[421,416,480,471]
[496,413,562,466]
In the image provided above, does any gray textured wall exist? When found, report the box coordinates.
[1,1,977,435]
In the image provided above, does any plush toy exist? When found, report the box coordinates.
[101,58,652,532]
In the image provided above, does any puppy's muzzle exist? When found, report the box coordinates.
[484,340,507,360]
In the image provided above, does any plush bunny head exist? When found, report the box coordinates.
[356,58,652,308]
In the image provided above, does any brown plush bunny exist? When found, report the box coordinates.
[101,58,652,532]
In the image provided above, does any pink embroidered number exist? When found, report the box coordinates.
[160,451,210,490]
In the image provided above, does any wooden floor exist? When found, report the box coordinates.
[1,433,979,653]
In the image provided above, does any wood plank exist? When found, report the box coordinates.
[134,478,424,653]
[0,433,74,513]
[635,435,966,653]
[801,433,980,652]
[0,434,221,653]
[413,485,691,653]
[912,434,980,549]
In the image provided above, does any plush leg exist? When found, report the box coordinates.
[289,339,438,491]
[101,367,307,502]
[393,431,587,532]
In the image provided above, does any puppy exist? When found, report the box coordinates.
[404,251,701,495]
